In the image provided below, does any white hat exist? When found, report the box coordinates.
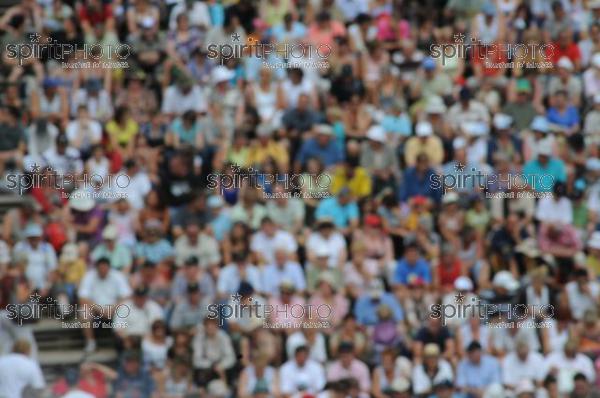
[493,113,512,130]
[211,66,235,84]
[207,195,225,208]
[390,378,410,393]
[24,223,43,238]
[60,243,79,262]
[256,123,275,137]
[464,121,489,137]
[493,271,519,291]
[514,379,536,395]
[592,53,600,68]
[69,190,95,212]
[415,121,433,137]
[453,137,467,150]
[586,157,600,171]
[314,243,330,258]
[556,56,574,71]
[367,125,386,143]
[454,276,473,291]
[588,231,600,250]
[442,191,459,204]
[530,116,550,133]
[314,124,334,135]
[102,225,118,240]
[483,384,506,398]
[425,96,447,114]
[537,140,553,156]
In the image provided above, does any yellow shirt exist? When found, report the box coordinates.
[58,259,86,284]
[247,140,289,168]
[404,136,444,167]
[330,166,372,198]
[106,119,139,147]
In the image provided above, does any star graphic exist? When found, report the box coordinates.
[30,292,41,303]
[454,292,465,304]
[29,33,41,43]
[31,164,40,173]
[231,33,241,42]
[454,162,465,172]
[453,33,465,43]
[231,293,242,303]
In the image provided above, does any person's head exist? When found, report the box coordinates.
[204,317,219,336]
[338,342,355,366]
[553,89,568,108]
[415,153,430,172]
[274,247,288,266]
[433,381,454,398]
[95,257,111,278]
[564,339,578,358]
[404,242,421,264]
[186,282,201,302]
[12,340,32,356]
[294,345,309,366]
[423,343,440,367]
[573,373,590,395]
[133,286,149,307]
[314,124,334,146]
[466,341,482,364]
[185,221,200,239]
[122,351,142,374]
[288,68,303,84]
[24,223,43,246]
[260,217,277,236]
[151,319,167,338]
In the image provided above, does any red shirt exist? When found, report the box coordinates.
[438,260,462,288]
[547,42,581,64]
[78,4,113,25]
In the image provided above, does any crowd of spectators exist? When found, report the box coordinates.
[1,0,600,397]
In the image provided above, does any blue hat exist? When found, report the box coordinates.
[422,57,436,71]
[42,77,60,89]
[24,223,43,238]
[530,116,550,133]
[482,2,497,16]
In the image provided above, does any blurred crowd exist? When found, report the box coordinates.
[1,0,600,397]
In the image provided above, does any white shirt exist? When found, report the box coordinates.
[66,119,102,149]
[121,298,164,336]
[250,230,298,265]
[161,85,207,115]
[502,351,546,387]
[306,232,347,268]
[261,261,306,296]
[286,331,327,363]
[79,269,132,306]
[0,353,45,398]
[535,196,573,225]
[543,351,596,393]
[169,2,211,30]
[412,359,454,395]
[13,240,57,290]
[565,280,600,320]
[115,170,152,210]
[62,390,95,398]
[217,263,262,295]
[280,359,326,394]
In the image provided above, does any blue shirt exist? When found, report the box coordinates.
[315,198,359,228]
[456,355,502,389]
[522,158,566,192]
[296,138,344,168]
[209,213,232,241]
[546,106,579,128]
[354,293,404,325]
[394,257,432,285]
[382,113,412,137]
[135,239,174,264]
[398,167,443,203]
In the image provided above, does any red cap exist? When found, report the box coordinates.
[364,214,382,228]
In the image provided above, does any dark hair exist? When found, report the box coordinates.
[96,257,111,267]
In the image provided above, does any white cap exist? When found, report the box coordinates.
[366,125,386,143]
[69,190,95,212]
[592,53,600,68]
[314,124,334,135]
[416,121,433,137]
[211,66,235,84]
[493,271,519,291]
[530,116,550,133]
[586,157,600,171]
[464,121,489,137]
[537,140,553,156]
[390,378,410,393]
[454,276,473,291]
[514,379,536,395]
[24,223,43,238]
[556,56,574,71]
[594,94,600,104]
[588,231,600,250]
[453,137,467,150]
[425,96,447,114]
[102,225,118,240]
[493,113,512,130]
[442,191,459,204]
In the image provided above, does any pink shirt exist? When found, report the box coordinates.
[327,359,371,392]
